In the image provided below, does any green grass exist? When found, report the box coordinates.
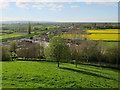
[0,34,27,39]
[2,61,119,88]
[1,30,48,42]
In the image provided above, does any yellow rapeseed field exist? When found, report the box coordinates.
[86,29,119,34]
[87,34,118,41]
[61,29,120,41]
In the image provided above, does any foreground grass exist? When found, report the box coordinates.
[2,61,120,88]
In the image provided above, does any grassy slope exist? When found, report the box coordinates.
[2,61,119,88]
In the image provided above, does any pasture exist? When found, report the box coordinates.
[2,61,119,88]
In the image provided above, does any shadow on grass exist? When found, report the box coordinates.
[77,67,110,75]
[80,63,120,70]
[59,67,117,81]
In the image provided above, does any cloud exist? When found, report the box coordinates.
[97,2,118,7]
[16,2,30,9]
[71,5,80,8]
[49,4,64,11]
[85,2,118,7]
[32,4,44,10]
[0,2,9,9]
[1,0,119,2]
[0,0,118,10]
[32,3,64,11]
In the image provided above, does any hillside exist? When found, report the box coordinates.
[2,61,119,88]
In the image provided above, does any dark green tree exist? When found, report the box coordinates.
[27,22,31,34]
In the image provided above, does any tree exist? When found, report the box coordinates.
[48,32,54,39]
[9,41,18,53]
[70,44,84,68]
[44,36,71,67]
[79,40,104,65]
[27,22,31,34]
[17,43,44,59]
[105,44,119,65]
[37,42,44,59]
[2,46,11,61]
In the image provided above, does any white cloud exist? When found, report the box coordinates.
[71,6,80,8]
[16,2,30,9]
[32,4,44,10]
[1,0,119,2]
[0,2,9,9]
[86,2,118,7]
[0,0,118,10]
[32,3,64,11]
[49,4,64,11]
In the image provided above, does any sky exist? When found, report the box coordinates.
[0,1,118,22]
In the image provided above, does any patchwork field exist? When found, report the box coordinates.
[2,61,120,88]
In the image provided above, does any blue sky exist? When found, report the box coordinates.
[0,2,118,22]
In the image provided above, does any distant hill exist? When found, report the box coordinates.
[0,21,58,25]
[0,21,118,25]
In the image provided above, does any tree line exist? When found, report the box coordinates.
[1,36,119,67]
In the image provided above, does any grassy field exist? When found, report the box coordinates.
[2,61,119,88]
[0,30,48,42]
[0,34,27,39]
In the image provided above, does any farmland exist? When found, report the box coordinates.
[86,29,119,34]
[1,31,47,40]
[2,61,120,88]
[0,23,62,42]
[1,23,119,42]
[61,29,120,41]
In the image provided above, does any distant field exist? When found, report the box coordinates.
[2,61,119,88]
[0,34,27,39]
[61,29,120,41]
[0,30,47,41]
[86,29,119,34]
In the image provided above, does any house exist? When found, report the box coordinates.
[72,37,86,40]
[39,34,49,42]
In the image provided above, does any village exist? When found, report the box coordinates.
[2,26,87,52]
